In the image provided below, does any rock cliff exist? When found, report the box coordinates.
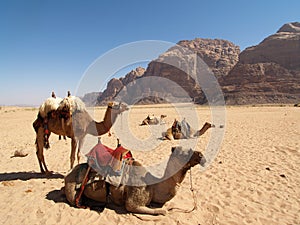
[222,22,300,104]
[95,22,300,105]
[239,22,300,70]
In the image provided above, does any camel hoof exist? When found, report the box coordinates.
[45,171,54,176]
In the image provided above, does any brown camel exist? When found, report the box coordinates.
[33,101,128,174]
[140,114,167,125]
[64,146,206,215]
[164,119,214,140]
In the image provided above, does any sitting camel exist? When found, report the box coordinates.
[33,96,128,174]
[64,145,206,215]
[140,114,167,125]
[163,119,214,140]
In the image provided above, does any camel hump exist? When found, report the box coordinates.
[39,97,63,118]
[58,96,87,114]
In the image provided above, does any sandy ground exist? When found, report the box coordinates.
[0,105,299,225]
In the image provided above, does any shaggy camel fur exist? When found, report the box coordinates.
[64,146,206,215]
[164,119,214,140]
[140,114,167,126]
[33,99,128,174]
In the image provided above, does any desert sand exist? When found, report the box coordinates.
[0,105,299,225]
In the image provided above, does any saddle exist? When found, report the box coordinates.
[171,119,191,139]
[75,142,133,208]
[86,143,133,176]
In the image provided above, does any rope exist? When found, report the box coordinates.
[168,168,198,213]
[189,168,198,211]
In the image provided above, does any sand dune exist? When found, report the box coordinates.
[0,105,299,225]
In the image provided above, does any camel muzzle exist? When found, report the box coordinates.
[199,156,206,167]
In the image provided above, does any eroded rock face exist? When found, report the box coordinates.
[177,38,240,76]
[96,67,146,105]
[221,62,300,104]
[239,22,300,71]
[222,22,300,104]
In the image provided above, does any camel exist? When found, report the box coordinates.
[140,114,167,125]
[163,119,214,140]
[64,145,206,215]
[33,98,128,174]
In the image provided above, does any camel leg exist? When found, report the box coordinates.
[77,138,85,165]
[36,128,50,173]
[164,128,174,140]
[125,186,166,215]
[70,137,77,169]
[125,204,166,215]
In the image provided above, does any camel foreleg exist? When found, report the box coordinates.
[36,128,50,174]
[77,137,85,165]
[125,204,166,215]
[70,138,77,169]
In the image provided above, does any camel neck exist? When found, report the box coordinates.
[86,106,121,136]
[163,158,189,185]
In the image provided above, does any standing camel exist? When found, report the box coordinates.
[33,99,128,174]
[64,145,206,215]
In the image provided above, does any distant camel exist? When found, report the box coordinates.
[64,145,206,215]
[33,97,128,174]
[163,119,214,140]
[140,114,167,125]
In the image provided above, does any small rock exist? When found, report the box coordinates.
[11,150,28,158]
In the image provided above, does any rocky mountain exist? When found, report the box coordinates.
[221,22,300,104]
[81,92,101,106]
[96,67,145,105]
[177,38,240,76]
[96,38,240,105]
[239,22,300,70]
[94,22,300,105]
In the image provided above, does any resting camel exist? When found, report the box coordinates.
[164,119,214,140]
[33,97,128,174]
[140,114,167,125]
[64,145,206,215]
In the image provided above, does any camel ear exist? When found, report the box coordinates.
[171,147,176,153]
[171,146,182,153]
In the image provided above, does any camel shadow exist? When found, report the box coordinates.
[46,189,107,213]
[0,171,64,182]
[46,189,69,204]
[46,188,129,214]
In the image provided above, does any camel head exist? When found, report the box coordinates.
[109,102,129,114]
[57,97,73,119]
[193,122,213,137]
[171,146,206,169]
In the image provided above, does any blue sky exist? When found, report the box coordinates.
[0,0,299,106]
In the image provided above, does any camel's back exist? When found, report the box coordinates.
[39,97,62,118]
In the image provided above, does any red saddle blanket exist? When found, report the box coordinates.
[86,143,132,171]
